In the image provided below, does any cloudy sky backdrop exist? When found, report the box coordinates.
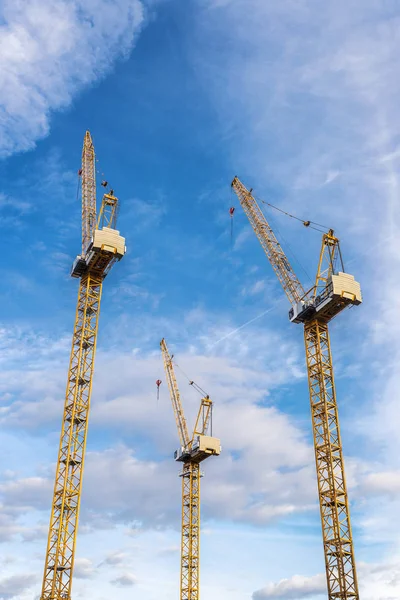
[1,0,400,599]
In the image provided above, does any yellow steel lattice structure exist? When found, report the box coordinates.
[305,320,358,598]
[233,180,305,305]
[160,339,220,600]
[231,176,361,600]
[41,274,102,600]
[81,131,96,255]
[180,462,201,600]
[161,338,190,449]
[40,132,125,600]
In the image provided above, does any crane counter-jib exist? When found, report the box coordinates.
[71,226,126,279]
[174,434,221,463]
[289,271,362,324]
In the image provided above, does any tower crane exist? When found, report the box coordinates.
[160,338,221,600]
[40,131,126,600]
[231,177,362,600]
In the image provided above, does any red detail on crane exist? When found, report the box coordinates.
[156,379,162,401]
[229,207,235,245]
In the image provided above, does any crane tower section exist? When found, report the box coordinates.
[40,133,125,600]
[160,339,220,600]
[231,176,361,600]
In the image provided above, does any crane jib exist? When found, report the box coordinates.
[232,178,305,305]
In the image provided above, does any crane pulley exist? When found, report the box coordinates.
[231,176,361,600]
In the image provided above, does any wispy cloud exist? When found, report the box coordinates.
[0,0,146,157]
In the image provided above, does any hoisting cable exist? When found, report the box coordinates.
[76,169,82,202]
[230,186,235,247]
[254,194,329,233]
[262,206,313,288]
[189,380,209,398]
[251,188,333,286]
[96,157,110,190]
[174,362,209,398]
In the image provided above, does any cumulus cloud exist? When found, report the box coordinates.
[0,438,314,538]
[359,471,400,497]
[253,573,326,600]
[111,573,137,587]
[0,476,52,509]
[254,560,400,600]
[0,0,146,157]
[0,314,317,534]
[99,551,128,567]
[81,426,313,529]
[74,557,97,579]
[0,573,37,599]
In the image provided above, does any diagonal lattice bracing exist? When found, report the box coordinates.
[304,319,359,600]
[231,177,306,305]
[41,273,102,600]
[180,462,201,600]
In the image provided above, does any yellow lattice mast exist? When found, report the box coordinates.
[40,132,126,600]
[160,338,220,600]
[231,177,362,600]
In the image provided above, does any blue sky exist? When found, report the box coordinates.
[1,0,400,598]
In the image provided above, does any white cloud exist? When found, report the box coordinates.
[0,573,37,599]
[0,315,316,534]
[99,551,128,567]
[254,560,400,600]
[111,573,137,587]
[0,0,145,157]
[157,545,179,556]
[74,557,97,579]
[0,475,51,510]
[359,471,400,497]
[253,573,326,599]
